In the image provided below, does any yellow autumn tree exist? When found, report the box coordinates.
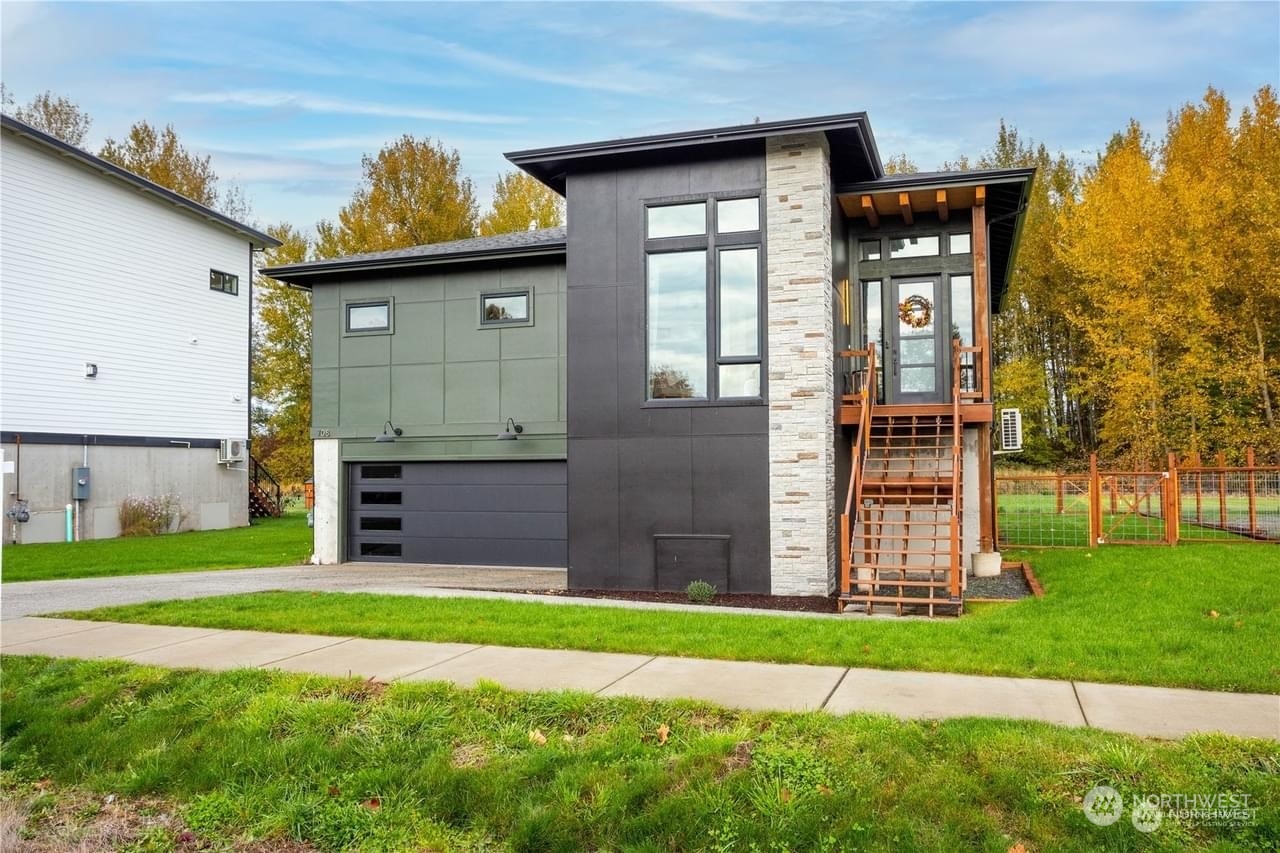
[478,171,564,236]
[316,135,477,257]
[252,224,313,483]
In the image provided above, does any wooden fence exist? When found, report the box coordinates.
[996,451,1280,548]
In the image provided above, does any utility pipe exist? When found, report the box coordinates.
[65,504,73,542]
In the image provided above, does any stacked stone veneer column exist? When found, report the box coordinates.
[765,134,836,595]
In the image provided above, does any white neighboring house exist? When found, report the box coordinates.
[0,114,281,544]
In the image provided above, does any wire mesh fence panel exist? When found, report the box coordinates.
[996,475,1091,547]
[1097,472,1168,543]
[1178,468,1280,542]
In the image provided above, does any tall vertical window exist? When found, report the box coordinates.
[647,251,708,398]
[950,275,975,391]
[645,196,762,401]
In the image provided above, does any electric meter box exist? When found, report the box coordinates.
[72,467,91,500]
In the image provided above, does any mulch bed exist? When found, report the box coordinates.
[489,561,1043,614]
[498,587,837,613]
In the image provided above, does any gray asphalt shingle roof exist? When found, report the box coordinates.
[263,227,566,282]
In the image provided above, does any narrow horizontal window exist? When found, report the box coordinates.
[361,465,402,479]
[716,197,759,233]
[346,300,391,333]
[949,233,972,255]
[359,517,402,531]
[889,236,940,259]
[360,491,402,505]
[647,202,706,239]
[481,291,530,325]
[647,250,707,399]
[858,240,881,262]
[359,542,402,557]
[209,269,238,295]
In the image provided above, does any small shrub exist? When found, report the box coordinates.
[118,494,182,537]
[686,580,717,604]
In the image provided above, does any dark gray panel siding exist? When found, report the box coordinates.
[349,461,566,566]
[565,154,770,592]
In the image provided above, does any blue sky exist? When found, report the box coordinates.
[3,1,1277,233]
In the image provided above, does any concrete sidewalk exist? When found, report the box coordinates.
[4,617,1277,740]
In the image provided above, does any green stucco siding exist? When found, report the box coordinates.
[310,259,567,461]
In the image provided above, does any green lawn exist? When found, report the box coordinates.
[66,543,1280,693]
[2,656,1276,851]
[1,512,311,583]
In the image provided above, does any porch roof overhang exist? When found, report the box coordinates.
[506,112,883,195]
[836,167,1036,311]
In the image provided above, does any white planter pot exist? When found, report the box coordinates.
[972,551,1002,578]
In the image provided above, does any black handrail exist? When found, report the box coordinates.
[249,454,283,514]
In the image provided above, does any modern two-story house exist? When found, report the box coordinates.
[266,112,1031,614]
[1,115,281,544]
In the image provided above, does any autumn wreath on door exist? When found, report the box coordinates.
[898,295,933,329]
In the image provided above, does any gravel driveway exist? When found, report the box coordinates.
[0,563,566,620]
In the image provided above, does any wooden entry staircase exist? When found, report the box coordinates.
[249,455,283,519]
[838,345,966,616]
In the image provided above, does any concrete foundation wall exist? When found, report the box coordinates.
[312,438,341,564]
[1,443,247,545]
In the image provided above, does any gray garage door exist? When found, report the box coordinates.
[348,461,567,566]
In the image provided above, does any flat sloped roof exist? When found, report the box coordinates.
[262,227,567,285]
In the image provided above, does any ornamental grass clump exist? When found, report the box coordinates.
[686,579,717,604]
[118,494,183,537]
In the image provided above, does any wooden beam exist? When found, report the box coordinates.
[972,194,994,552]
[935,189,949,222]
[898,191,913,225]
[860,195,879,228]
[974,185,986,207]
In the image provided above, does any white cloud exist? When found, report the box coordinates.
[170,90,522,125]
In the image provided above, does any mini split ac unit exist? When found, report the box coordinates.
[218,438,247,464]
[999,409,1024,453]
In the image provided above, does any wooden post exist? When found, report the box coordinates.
[1166,452,1179,545]
[1247,447,1258,535]
[971,191,991,403]
[1217,451,1228,528]
[839,513,850,595]
[1055,471,1064,515]
[1088,453,1102,545]
[1193,451,1203,525]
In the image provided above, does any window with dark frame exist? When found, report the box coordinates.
[480,290,531,326]
[209,269,238,295]
[645,196,763,402]
[345,300,391,333]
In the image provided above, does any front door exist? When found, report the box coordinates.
[888,277,944,404]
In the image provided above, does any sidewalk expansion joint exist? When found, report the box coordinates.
[819,668,852,711]
[595,656,658,695]
[1071,681,1091,728]
[258,637,356,667]
[392,643,488,682]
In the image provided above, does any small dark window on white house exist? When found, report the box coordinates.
[346,300,391,333]
[209,269,238,295]
[481,291,531,326]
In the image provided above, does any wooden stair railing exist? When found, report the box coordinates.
[840,344,876,599]
[249,455,283,519]
[837,342,974,617]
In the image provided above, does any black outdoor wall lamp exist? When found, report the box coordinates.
[497,417,524,440]
[374,420,403,443]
